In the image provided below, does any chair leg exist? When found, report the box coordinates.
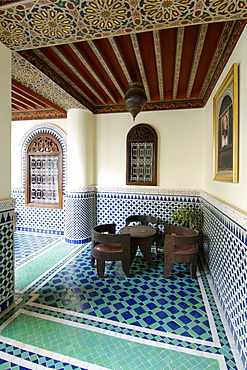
[130,239,138,264]
[154,233,162,256]
[91,255,96,268]
[189,254,198,279]
[121,259,130,277]
[96,260,105,278]
[138,237,156,267]
[164,257,174,278]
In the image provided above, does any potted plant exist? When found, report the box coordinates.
[171,204,201,230]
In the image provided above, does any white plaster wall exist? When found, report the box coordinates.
[0,42,11,200]
[11,119,67,189]
[202,26,247,213]
[95,108,203,189]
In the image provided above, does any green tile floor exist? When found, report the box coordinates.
[0,232,244,369]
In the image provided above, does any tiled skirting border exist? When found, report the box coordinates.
[0,198,15,313]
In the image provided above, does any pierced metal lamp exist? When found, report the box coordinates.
[124,82,147,121]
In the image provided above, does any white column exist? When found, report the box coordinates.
[0,42,11,198]
[65,109,95,244]
[67,108,94,189]
[0,42,15,313]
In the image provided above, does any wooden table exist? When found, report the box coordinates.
[120,225,157,267]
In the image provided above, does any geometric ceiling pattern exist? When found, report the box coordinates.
[0,0,247,120]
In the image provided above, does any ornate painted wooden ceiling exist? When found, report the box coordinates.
[0,0,247,120]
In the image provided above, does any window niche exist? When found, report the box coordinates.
[126,123,157,186]
[25,133,63,209]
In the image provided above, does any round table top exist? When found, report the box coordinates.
[120,225,157,238]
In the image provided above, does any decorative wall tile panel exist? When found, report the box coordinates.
[0,203,15,313]
[201,197,247,369]
[64,190,95,244]
[12,189,65,234]
[96,186,201,233]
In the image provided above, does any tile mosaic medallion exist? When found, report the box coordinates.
[0,231,244,369]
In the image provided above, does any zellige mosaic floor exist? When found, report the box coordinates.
[0,231,244,369]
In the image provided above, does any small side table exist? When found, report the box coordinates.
[120,225,157,267]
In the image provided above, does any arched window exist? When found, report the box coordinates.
[126,123,157,186]
[25,133,63,208]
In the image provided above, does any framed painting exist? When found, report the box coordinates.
[213,63,239,183]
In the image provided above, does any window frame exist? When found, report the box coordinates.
[126,123,157,186]
[25,133,63,209]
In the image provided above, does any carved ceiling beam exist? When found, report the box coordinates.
[12,79,66,113]
[51,45,101,106]
[186,24,208,99]
[173,27,184,100]
[153,30,163,101]
[18,49,95,112]
[12,91,38,109]
[200,20,243,102]
[130,33,150,101]
[88,40,125,101]
[108,37,132,85]
[12,97,29,110]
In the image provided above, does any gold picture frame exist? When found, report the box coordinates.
[213,63,239,183]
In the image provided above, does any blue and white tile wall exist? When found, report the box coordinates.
[64,187,95,244]
[0,199,15,313]
[12,188,65,235]
[201,193,247,369]
[96,186,201,233]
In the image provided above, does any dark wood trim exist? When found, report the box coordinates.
[25,133,63,209]
[126,123,157,186]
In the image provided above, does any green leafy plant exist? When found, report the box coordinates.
[171,204,201,230]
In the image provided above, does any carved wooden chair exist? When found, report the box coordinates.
[164,225,199,279]
[91,223,131,278]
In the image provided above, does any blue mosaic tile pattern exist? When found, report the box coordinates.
[10,183,247,368]
[64,191,95,244]
[96,189,201,234]
[14,232,59,263]
[0,209,14,314]
[0,339,88,369]
[201,199,247,370]
[0,232,243,370]
[12,189,65,235]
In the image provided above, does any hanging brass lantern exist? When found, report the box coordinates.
[124,82,147,121]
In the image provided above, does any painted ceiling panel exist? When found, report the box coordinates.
[0,0,246,120]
